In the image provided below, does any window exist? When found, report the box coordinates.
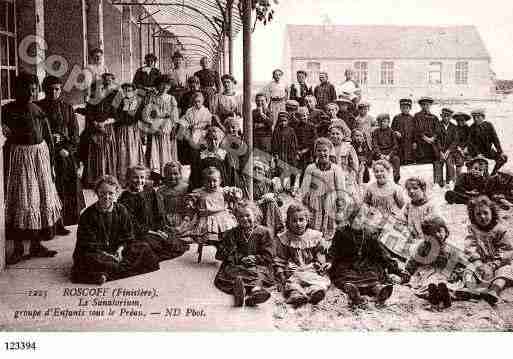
[456,61,468,84]
[0,0,17,103]
[380,61,394,85]
[307,61,321,82]
[429,62,442,84]
[354,61,368,86]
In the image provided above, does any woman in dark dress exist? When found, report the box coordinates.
[214,201,274,307]
[37,76,86,232]
[329,204,410,305]
[71,175,160,285]
[2,73,62,264]
[117,165,189,262]
[194,57,221,109]
[133,53,161,95]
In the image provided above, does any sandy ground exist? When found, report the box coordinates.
[2,98,513,331]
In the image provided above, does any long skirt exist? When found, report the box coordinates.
[201,86,217,109]
[85,126,117,187]
[116,125,145,185]
[147,133,177,175]
[54,152,85,226]
[214,262,275,294]
[71,241,160,284]
[6,141,62,234]
[330,260,388,291]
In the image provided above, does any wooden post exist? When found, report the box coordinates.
[0,106,5,271]
[242,0,253,201]
[227,0,234,74]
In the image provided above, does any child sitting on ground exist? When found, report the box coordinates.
[463,195,513,306]
[445,156,488,205]
[406,217,455,309]
[402,177,442,243]
[274,204,331,307]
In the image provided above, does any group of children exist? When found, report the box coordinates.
[3,65,512,312]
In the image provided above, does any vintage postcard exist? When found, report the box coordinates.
[0,0,512,339]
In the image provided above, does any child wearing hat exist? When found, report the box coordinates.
[392,98,416,165]
[433,108,458,187]
[448,112,471,178]
[413,96,439,165]
[467,108,507,176]
[372,113,401,183]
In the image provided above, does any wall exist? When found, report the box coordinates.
[44,0,86,104]
[102,0,122,82]
[291,58,494,99]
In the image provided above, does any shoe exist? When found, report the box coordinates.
[6,252,25,265]
[427,283,440,306]
[286,292,308,308]
[343,283,365,306]
[454,288,481,301]
[375,284,394,304]
[29,245,58,258]
[56,225,71,236]
[233,277,245,307]
[245,288,271,307]
[438,283,452,308]
[481,288,500,306]
[309,289,326,305]
[95,274,107,285]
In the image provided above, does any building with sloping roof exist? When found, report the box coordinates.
[284,25,495,99]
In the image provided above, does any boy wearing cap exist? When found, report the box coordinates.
[372,113,401,183]
[467,109,507,175]
[449,112,471,177]
[314,72,337,110]
[289,70,313,106]
[413,97,439,164]
[433,108,459,187]
[392,98,416,165]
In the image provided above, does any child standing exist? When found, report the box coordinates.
[3,73,62,264]
[271,111,299,193]
[352,129,372,184]
[464,196,513,305]
[372,113,401,183]
[186,166,242,248]
[363,160,405,218]
[181,91,212,153]
[115,83,145,186]
[252,93,273,152]
[275,204,331,307]
[391,98,416,165]
[328,125,360,201]
[433,108,458,188]
[292,106,317,175]
[449,112,471,178]
[406,217,454,309]
[467,108,507,175]
[300,137,347,242]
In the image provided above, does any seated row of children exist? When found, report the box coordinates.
[72,148,513,310]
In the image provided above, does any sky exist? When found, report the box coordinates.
[231,0,513,82]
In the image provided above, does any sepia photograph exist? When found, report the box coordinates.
[0,0,513,342]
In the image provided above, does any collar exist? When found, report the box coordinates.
[278,229,323,249]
